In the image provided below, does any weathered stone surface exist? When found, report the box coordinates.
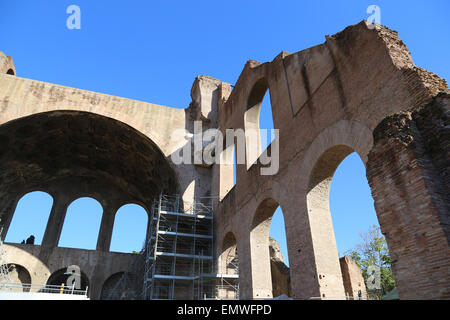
[0,20,448,300]
[269,237,291,298]
[339,256,367,299]
[214,21,448,300]
[0,51,15,75]
[367,93,450,300]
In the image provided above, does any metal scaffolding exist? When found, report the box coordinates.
[105,195,239,300]
[142,194,239,300]
[0,220,14,291]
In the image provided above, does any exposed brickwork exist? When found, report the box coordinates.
[367,94,450,299]
[339,256,367,299]
[1,21,448,300]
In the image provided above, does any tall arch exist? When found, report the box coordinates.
[249,198,291,299]
[301,120,374,299]
[244,78,272,168]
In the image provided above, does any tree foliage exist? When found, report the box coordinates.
[344,225,396,299]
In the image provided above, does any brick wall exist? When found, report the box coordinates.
[339,256,367,299]
[366,93,450,299]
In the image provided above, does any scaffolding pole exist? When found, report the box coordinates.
[0,220,14,290]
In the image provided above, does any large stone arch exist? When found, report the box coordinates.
[0,110,180,249]
[296,119,373,299]
[100,272,126,299]
[249,198,280,299]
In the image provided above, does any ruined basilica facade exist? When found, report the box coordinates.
[0,21,448,300]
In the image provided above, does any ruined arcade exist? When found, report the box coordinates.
[0,21,448,300]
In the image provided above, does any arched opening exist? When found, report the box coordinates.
[4,191,53,245]
[46,267,89,293]
[58,197,103,250]
[219,135,238,200]
[0,264,31,292]
[330,153,379,255]
[110,204,148,253]
[250,198,291,299]
[100,272,125,299]
[244,78,273,168]
[259,90,275,152]
[330,152,395,299]
[269,207,291,298]
[219,232,239,299]
[307,145,395,299]
[6,68,14,75]
[0,110,180,249]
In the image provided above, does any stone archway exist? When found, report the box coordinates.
[0,110,180,250]
[0,263,32,292]
[46,267,90,293]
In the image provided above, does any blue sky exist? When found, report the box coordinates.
[1,1,449,264]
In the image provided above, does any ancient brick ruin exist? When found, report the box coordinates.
[0,21,448,299]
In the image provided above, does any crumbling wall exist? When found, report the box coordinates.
[366,93,450,299]
[339,256,367,299]
[0,52,15,75]
[269,237,291,298]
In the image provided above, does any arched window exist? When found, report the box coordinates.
[250,199,291,299]
[330,152,379,256]
[329,152,393,298]
[58,197,103,250]
[244,78,274,168]
[6,68,15,75]
[307,144,394,299]
[109,204,148,253]
[259,90,275,152]
[269,206,291,297]
[219,133,239,200]
[4,191,53,245]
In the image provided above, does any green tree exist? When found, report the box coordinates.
[344,225,396,299]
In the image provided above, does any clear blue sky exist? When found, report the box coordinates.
[2,1,448,262]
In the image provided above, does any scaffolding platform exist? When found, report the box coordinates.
[142,195,239,300]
